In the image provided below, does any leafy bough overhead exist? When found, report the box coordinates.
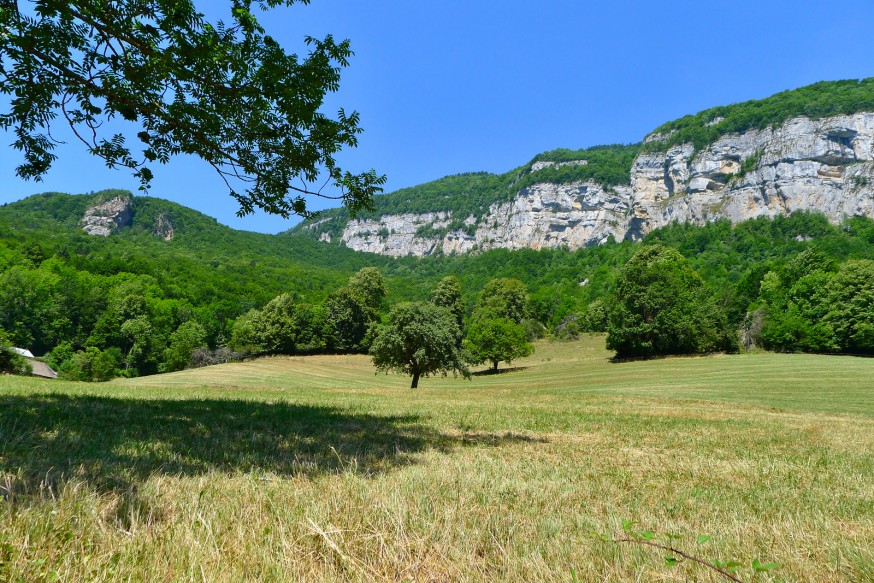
[0,0,386,218]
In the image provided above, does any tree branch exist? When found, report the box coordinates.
[614,538,744,583]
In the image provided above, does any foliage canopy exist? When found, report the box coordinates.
[476,278,529,324]
[370,301,469,388]
[607,245,737,358]
[0,0,385,217]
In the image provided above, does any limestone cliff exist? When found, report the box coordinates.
[80,194,134,236]
[628,113,874,240]
[303,111,874,257]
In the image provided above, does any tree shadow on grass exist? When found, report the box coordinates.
[0,393,538,499]
[471,366,530,376]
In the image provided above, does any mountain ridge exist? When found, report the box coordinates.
[290,78,874,257]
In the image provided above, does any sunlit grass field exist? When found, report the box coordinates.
[1,336,872,581]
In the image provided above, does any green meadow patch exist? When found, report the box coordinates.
[1,336,872,581]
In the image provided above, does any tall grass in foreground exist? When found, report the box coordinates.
[1,337,872,581]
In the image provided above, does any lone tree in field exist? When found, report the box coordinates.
[463,316,532,372]
[370,302,469,389]
[607,245,736,358]
[462,277,533,372]
[0,0,385,217]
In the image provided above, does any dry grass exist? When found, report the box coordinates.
[1,336,872,581]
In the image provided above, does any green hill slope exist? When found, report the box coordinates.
[4,190,874,360]
[644,78,874,152]
[0,191,369,306]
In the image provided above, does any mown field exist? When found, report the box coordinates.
[1,336,872,582]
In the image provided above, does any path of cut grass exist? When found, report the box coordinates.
[1,336,872,581]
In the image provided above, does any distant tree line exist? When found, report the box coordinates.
[4,200,874,380]
[604,242,874,358]
[230,271,535,388]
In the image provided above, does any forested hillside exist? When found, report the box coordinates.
[2,191,874,380]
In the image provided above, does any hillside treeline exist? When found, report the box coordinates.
[3,203,874,379]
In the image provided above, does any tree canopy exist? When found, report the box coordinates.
[0,0,385,217]
[430,276,465,331]
[463,316,532,372]
[325,267,386,352]
[476,278,529,324]
[607,245,737,358]
[370,301,469,389]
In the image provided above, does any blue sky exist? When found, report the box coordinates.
[2,0,874,233]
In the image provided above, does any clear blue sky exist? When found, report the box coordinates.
[2,0,874,233]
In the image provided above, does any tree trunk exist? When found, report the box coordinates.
[492,360,499,372]
[411,371,420,389]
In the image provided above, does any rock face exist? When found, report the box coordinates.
[340,183,632,257]
[629,113,874,239]
[307,113,874,257]
[154,212,175,241]
[81,195,134,236]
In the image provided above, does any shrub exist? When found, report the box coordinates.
[0,330,32,375]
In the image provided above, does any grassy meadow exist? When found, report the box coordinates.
[1,336,872,581]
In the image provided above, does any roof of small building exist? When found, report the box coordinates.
[11,347,35,358]
[29,360,58,379]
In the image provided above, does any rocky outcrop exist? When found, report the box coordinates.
[81,194,133,236]
[340,183,633,257]
[154,212,175,241]
[311,112,874,257]
[629,113,874,237]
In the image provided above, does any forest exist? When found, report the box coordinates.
[2,191,874,380]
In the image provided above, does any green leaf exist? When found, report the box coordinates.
[715,559,743,572]
[752,558,780,572]
[664,556,679,567]
[621,520,635,533]
[696,534,711,544]
[637,530,655,542]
